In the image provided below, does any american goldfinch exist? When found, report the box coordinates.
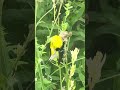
[49,31,72,62]
[49,35,63,61]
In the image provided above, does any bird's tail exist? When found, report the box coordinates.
[49,49,59,61]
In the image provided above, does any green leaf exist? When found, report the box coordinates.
[95,24,120,37]
[35,80,42,90]
[80,87,85,90]
[43,78,51,84]
[79,73,85,86]
[61,22,69,31]
[10,60,28,67]
[51,76,60,80]
[0,27,12,76]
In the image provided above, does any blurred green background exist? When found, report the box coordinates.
[86,0,120,90]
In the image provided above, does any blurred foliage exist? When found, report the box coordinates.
[35,0,85,90]
[86,0,120,90]
[0,0,34,90]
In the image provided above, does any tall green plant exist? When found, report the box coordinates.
[35,0,85,90]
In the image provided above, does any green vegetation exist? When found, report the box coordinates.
[0,0,34,89]
[35,0,85,90]
[86,0,120,90]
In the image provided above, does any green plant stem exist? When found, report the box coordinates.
[26,79,34,90]
[65,37,71,90]
[35,1,63,90]
[0,0,4,24]
[54,3,62,25]
[39,61,45,90]
[99,73,120,83]
[49,2,62,37]
[35,0,37,77]
[35,2,63,90]
[85,73,120,88]
[59,66,62,90]
[64,41,69,90]
[46,2,62,37]
[36,7,53,27]
[35,41,45,90]
[35,1,45,90]
[53,1,56,21]
[50,58,83,76]
[40,2,63,53]
[65,64,69,90]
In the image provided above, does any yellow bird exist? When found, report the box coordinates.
[49,31,72,62]
[49,35,63,61]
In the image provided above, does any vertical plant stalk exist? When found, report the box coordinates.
[59,66,62,90]
[11,24,34,76]
[35,1,63,90]
[0,29,7,74]
[35,38,45,90]
[35,1,45,90]
[0,0,4,24]
[36,1,63,53]
[0,0,6,74]
[0,0,11,89]
[0,28,10,90]
[63,37,71,90]
[69,48,79,90]
[53,0,56,21]
[36,7,53,27]
[49,2,63,38]
[65,43,69,90]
